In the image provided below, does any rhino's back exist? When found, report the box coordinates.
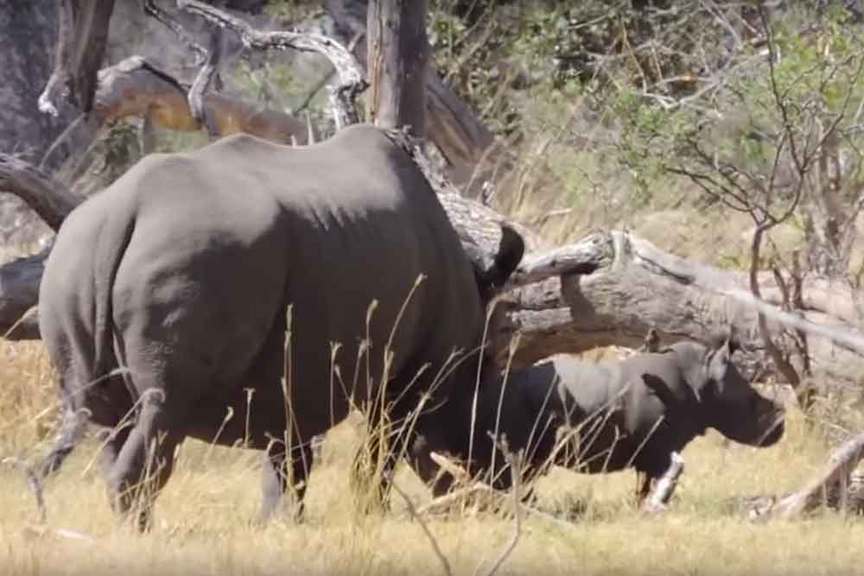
[548,355,626,415]
[193,125,482,376]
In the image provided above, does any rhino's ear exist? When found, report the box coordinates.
[487,224,525,289]
[472,224,525,302]
[707,326,740,357]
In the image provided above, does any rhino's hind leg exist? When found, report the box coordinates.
[259,442,313,524]
[106,391,183,532]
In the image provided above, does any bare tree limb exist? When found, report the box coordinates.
[366,0,429,137]
[188,27,224,137]
[327,0,501,190]
[142,0,207,61]
[178,0,367,128]
[0,155,82,230]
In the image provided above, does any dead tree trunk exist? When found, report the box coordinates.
[38,0,115,116]
[328,0,498,189]
[366,0,429,136]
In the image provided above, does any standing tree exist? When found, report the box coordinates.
[366,0,429,137]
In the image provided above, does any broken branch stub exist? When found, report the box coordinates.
[177,0,367,128]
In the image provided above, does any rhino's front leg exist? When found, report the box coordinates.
[259,442,313,524]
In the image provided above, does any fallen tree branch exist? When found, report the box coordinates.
[504,230,864,386]
[756,432,864,520]
[178,0,367,128]
[92,56,308,143]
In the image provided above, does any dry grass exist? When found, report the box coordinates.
[1,340,863,576]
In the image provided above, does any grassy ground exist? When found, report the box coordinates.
[1,340,862,576]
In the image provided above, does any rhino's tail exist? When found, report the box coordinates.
[91,208,137,390]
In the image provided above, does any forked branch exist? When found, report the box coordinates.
[178,0,367,128]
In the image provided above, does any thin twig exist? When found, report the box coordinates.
[178,0,367,128]
[389,476,454,576]
[143,0,207,62]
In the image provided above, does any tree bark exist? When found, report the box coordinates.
[38,0,116,116]
[366,0,429,137]
[497,230,864,385]
[328,0,498,189]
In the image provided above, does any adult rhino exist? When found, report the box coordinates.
[412,334,785,499]
[36,123,523,529]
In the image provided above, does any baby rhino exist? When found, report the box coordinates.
[414,333,785,498]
